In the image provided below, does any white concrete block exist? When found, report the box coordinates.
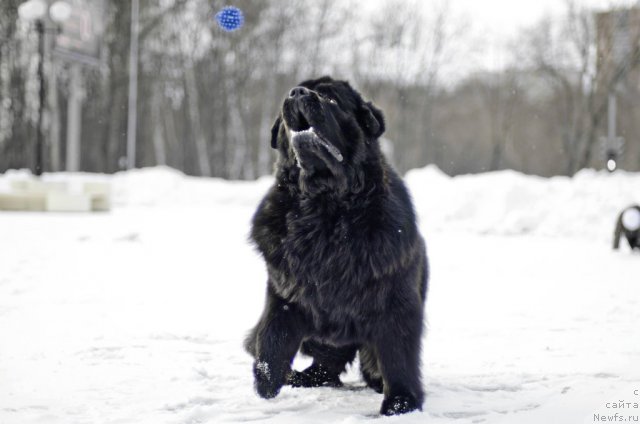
[0,193,46,211]
[46,192,92,212]
[83,182,112,211]
[11,180,68,194]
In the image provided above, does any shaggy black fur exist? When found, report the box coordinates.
[613,205,640,250]
[244,76,429,416]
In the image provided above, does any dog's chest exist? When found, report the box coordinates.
[285,207,352,263]
[276,204,370,293]
[289,205,350,241]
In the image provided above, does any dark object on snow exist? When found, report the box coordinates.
[244,77,428,416]
[613,205,640,250]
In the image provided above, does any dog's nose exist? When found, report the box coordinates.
[289,86,310,99]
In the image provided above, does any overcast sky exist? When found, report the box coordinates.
[433,0,640,75]
[357,0,638,81]
[451,0,638,39]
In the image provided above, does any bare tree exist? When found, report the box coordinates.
[517,1,640,174]
[5,0,638,178]
[478,71,520,171]
[354,0,452,171]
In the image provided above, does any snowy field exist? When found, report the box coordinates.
[1,166,639,424]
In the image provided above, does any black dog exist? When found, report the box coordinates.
[613,205,640,250]
[244,76,428,416]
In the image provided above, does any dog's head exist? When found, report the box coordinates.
[270,76,386,195]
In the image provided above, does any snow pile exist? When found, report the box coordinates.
[110,167,273,208]
[111,165,640,242]
[102,165,640,242]
[406,166,640,241]
[0,167,274,208]
[2,165,638,242]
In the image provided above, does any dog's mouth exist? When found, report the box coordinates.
[290,127,343,163]
[283,90,344,166]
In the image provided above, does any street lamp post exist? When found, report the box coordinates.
[126,0,140,170]
[18,0,71,176]
[35,19,46,176]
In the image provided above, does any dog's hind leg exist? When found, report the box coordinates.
[359,345,384,393]
[287,340,357,388]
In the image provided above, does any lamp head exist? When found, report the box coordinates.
[18,0,47,21]
[50,1,72,24]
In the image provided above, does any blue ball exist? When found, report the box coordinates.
[215,6,244,32]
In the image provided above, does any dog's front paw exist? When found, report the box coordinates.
[380,394,421,416]
[254,360,284,399]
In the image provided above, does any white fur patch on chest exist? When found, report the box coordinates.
[622,208,640,231]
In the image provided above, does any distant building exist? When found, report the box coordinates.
[595,7,640,90]
[595,6,640,171]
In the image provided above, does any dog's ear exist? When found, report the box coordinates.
[270,116,282,149]
[358,102,385,139]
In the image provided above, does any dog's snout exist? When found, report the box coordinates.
[289,86,310,99]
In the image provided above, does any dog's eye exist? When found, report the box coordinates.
[328,98,337,105]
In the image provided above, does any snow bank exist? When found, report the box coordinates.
[406,166,640,241]
[109,167,274,207]
[111,165,640,242]
[2,165,638,241]
[0,167,274,208]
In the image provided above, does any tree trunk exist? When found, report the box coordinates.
[227,76,249,180]
[151,84,166,166]
[184,63,211,177]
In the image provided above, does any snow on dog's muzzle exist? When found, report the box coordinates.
[290,127,344,163]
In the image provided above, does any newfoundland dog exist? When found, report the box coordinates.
[613,204,640,250]
[244,76,428,416]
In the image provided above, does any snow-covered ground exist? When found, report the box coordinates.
[1,166,639,424]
